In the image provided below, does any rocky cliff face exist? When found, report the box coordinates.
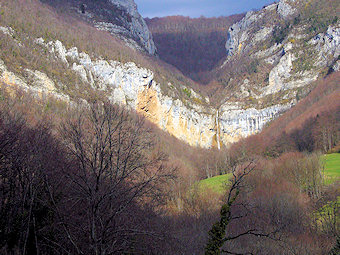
[96,0,156,55]
[225,0,298,57]
[0,35,215,147]
[0,34,292,148]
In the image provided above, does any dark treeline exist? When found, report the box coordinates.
[190,73,340,254]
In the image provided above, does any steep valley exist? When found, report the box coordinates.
[0,0,339,149]
[0,0,339,254]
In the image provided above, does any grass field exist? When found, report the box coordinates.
[195,153,339,195]
[312,153,339,232]
[197,173,232,194]
[322,153,340,185]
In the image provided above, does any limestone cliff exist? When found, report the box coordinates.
[0,35,291,148]
[225,0,298,58]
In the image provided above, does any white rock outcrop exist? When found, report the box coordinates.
[225,0,298,57]
[42,0,156,55]
[94,0,156,55]
[277,0,297,18]
[111,0,156,55]
[253,27,274,43]
[226,10,263,57]
[309,25,340,67]
[333,60,340,72]
[0,59,69,101]
[0,26,14,37]
[218,103,292,144]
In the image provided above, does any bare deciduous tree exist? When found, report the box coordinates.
[56,102,174,254]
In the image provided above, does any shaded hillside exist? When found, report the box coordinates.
[1,76,338,255]
[40,0,156,54]
[0,86,181,254]
[146,15,244,83]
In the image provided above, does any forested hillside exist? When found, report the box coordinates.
[146,15,244,82]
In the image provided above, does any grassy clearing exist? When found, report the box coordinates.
[314,153,340,231]
[322,153,340,185]
[197,173,232,194]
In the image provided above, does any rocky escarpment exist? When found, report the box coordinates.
[95,0,156,55]
[0,34,215,147]
[40,0,156,55]
[225,0,299,57]
[217,103,292,146]
[0,29,289,148]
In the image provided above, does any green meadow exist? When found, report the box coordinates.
[322,153,340,185]
[197,173,232,194]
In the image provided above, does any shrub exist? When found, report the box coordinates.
[272,22,291,44]
[183,87,192,98]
